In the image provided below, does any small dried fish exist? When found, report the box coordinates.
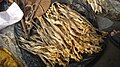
[86,0,120,20]
[86,0,103,13]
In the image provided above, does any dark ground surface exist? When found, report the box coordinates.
[92,20,120,67]
[92,39,120,67]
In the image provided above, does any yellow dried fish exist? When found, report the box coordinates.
[86,0,104,13]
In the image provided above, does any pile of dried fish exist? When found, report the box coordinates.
[19,2,107,67]
[86,0,120,20]
[86,0,103,13]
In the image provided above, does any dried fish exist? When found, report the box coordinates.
[86,0,120,20]
[19,2,107,67]
[86,0,103,13]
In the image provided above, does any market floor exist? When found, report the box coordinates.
[92,19,120,67]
